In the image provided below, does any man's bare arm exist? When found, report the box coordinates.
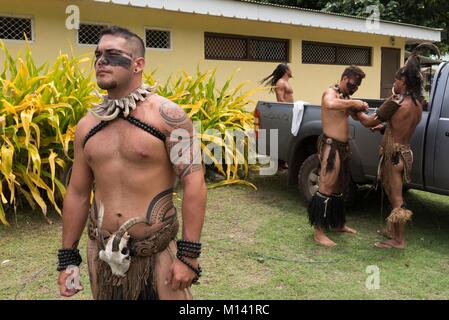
[58,118,94,297]
[159,99,206,241]
[62,119,94,248]
[180,170,207,241]
[159,99,206,289]
[357,112,382,128]
[322,89,368,111]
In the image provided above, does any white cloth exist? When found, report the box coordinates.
[291,100,307,136]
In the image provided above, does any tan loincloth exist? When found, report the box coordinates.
[317,133,351,192]
[86,206,192,300]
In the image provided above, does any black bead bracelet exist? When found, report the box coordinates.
[57,248,82,271]
[176,239,202,259]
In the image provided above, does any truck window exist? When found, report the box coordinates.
[440,83,449,119]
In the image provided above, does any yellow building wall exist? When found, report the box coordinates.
[0,0,405,106]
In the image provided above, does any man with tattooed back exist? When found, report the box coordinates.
[57,26,206,300]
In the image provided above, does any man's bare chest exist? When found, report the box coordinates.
[84,120,167,166]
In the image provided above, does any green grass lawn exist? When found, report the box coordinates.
[1,172,449,300]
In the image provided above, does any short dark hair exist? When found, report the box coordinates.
[99,25,145,57]
[341,65,366,82]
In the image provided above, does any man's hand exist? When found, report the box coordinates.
[166,258,199,291]
[58,267,83,297]
[354,100,369,112]
[370,123,386,132]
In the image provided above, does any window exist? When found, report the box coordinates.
[0,16,33,41]
[77,23,108,45]
[205,33,289,62]
[302,41,371,66]
[145,28,171,49]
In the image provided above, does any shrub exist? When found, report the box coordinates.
[0,42,98,225]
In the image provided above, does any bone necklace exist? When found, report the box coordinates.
[90,84,155,121]
[333,84,350,100]
[391,86,406,104]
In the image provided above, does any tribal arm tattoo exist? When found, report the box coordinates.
[159,99,203,179]
[71,240,80,249]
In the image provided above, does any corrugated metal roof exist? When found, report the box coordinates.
[234,0,443,32]
[94,0,442,41]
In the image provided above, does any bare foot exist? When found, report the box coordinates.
[314,234,337,247]
[333,225,358,234]
[374,240,405,249]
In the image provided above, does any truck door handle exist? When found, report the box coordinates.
[446,132,449,137]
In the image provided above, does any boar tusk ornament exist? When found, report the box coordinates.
[96,202,149,277]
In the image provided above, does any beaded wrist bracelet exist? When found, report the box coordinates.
[177,239,202,257]
[176,240,202,283]
[57,248,82,272]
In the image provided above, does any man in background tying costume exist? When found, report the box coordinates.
[357,44,438,249]
[309,66,368,247]
[57,26,207,299]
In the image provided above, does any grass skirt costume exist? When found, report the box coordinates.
[308,133,351,230]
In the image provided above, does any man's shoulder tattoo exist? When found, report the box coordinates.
[159,99,188,128]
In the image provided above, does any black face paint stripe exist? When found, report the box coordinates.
[95,52,132,69]
[347,82,357,91]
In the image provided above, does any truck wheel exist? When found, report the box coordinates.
[298,154,358,207]
[298,154,320,204]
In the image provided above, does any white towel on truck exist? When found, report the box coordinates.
[291,100,307,136]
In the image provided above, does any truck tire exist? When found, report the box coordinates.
[298,154,320,204]
[298,154,358,207]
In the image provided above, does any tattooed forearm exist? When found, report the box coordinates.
[177,163,203,178]
[71,240,80,249]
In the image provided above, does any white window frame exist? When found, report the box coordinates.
[144,27,172,51]
[0,13,34,43]
[76,21,109,47]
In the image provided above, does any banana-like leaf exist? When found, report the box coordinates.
[1,41,262,224]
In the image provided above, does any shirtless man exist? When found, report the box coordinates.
[308,66,368,247]
[57,26,206,299]
[357,55,424,249]
[261,63,294,169]
[261,63,294,103]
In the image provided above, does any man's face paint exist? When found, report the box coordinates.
[95,49,133,69]
[346,78,361,95]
